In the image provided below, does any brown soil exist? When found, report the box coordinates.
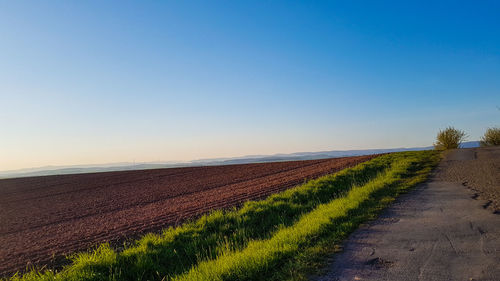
[0,155,376,277]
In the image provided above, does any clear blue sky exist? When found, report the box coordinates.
[1,1,499,171]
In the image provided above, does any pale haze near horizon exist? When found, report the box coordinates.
[1,1,499,171]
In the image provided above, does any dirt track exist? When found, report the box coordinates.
[0,155,375,277]
[315,147,500,281]
[436,146,500,212]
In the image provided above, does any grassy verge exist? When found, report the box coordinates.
[172,151,439,281]
[8,151,439,281]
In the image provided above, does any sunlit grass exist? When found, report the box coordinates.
[173,152,438,281]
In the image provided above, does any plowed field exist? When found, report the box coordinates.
[0,155,376,276]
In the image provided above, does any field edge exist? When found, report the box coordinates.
[7,151,440,281]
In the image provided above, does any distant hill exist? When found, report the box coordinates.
[0,141,480,179]
[460,141,481,148]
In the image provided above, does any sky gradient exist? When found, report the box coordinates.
[1,1,499,171]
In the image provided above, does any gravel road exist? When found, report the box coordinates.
[314,147,500,281]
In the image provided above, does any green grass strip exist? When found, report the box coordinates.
[172,151,438,281]
[8,151,438,281]
[279,152,439,281]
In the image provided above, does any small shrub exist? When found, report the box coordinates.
[480,127,500,146]
[434,127,467,150]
